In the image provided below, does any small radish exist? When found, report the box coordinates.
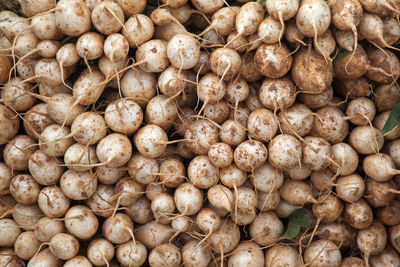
[65,205,98,240]
[97,133,132,167]
[116,240,147,267]
[304,239,341,267]
[363,153,400,182]
[344,199,373,229]
[296,0,331,39]
[234,140,268,172]
[87,238,115,266]
[122,14,154,48]
[55,0,91,37]
[268,134,303,170]
[254,43,292,78]
[298,87,333,110]
[302,136,333,171]
[71,112,108,145]
[346,97,376,126]
[38,185,70,218]
[34,217,66,243]
[247,108,278,142]
[349,125,384,154]
[136,39,169,73]
[250,212,284,246]
[134,124,168,159]
[126,197,154,224]
[85,184,115,217]
[291,48,333,93]
[357,220,387,265]
[174,182,203,215]
[265,245,303,267]
[311,107,349,144]
[102,213,134,244]
[279,179,317,205]
[184,119,219,155]
[167,34,200,70]
[228,242,264,267]
[135,220,174,249]
[329,142,358,176]
[336,173,365,203]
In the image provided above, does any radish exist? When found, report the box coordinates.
[55,0,91,37]
[333,45,370,79]
[349,125,384,154]
[27,248,60,267]
[136,39,169,73]
[104,33,129,63]
[336,173,365,202]
[344,199,373,229]
[127,152,159,185]
[250,162,284,193]
[167,34,200,70]
[158,66,187,97]
[146,183,167,201]
[359,12,399,51]
[149,243,181,267]
[154,21,187,42]
[313,29,336,60]
[14,231,41,260]
[105,99,143,135]
[266,0,299,29]
[296,0,331,39]
[204,101,230,124]
[114,177,144,207]
[365,47,400,84]
[363,153,399,182]
[259,77,296,111]
[311,107,348,144]
[228,241,264,267]
[9,174,40,205]
[241,52,263,83]
[64,256,93,267]
[376,200,400,226]
[197,73,227,107]
[121,68,156,107]
[71,112,108,145]
[97,133,132,167]
[247,108,278,142]
[357,220,387,265]
[116,0,146,16]
[174,182,203,215]
[304,239,341,267]
[38,185,70,218]
[184,118,219,155]
[329,143,358,176]
[85,184,114,217]
[97,165,126,185]
[317,223,357,248]
[374,112,400,141]
[207,184,234,213]
[191,0,224,14]
[291,48,333,93]
[364,178,396,207]
[250,212,284,246]
[0,163,11,195]
[126,197,154,224]
[45,93,85,126]
[122,14,154,48]
[265,245,302,267]
[56,43,80,67]
[11,204,43,231]
[268,134,303,170]
[383,17,400,45]
[73,68,106,105]
[0,218,21,246]
[373,83,400,113]
[328,0,363,60]
[370,245,400,267]
[49,233,79,260]
[208,219,240,257]
[3,135,37,171]
[32,13,64,41]
[229,102,250,127]
[302,136,333,171]
[60,170,97,200]
[279,104,314,137]
[298,86,334,110]
[91,1,124,35]
[346,97,376,126]
[285,19,306,45]
[254,43,292,78]
[116,240,147,267]
[145,95,177,129]
[231,186,257,225]
[34,217,66,242]
[210,48,241,81]
[151,192,176,224]
[102,213,134,244]
[334,29,355,52]
[134,124,168,159]
[312,194,343,223]
[182,240,212,267]
[87,238,115,266]
[39,124,75,157]
[279,179,316,205]
[235,2,264,37]
[65,205,98,240]
[234,140,268,172]
[286,163,312,181]
[220,119,247,147]
[193,51,210,75]
[2,77,36,112]
[385,140,400,168]
[135,220,174,249]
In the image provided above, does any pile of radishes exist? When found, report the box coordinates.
[0,0,400,266]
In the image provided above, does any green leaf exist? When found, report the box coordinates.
[283,208,311,239]
[382,102,400,133]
